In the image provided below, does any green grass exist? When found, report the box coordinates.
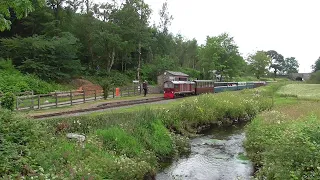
[277,84,320,100]
[244,83,320,179]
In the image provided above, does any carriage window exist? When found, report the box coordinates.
[174,84,179,89]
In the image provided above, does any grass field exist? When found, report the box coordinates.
[277,84,320,100]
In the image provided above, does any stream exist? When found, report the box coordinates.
[156,124,253,180]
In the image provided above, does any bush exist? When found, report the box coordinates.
[1,92,15,111]
[308,70,320,84]
[98,79,110,99]
[0,110,42,178]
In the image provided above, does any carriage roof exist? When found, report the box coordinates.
[164,81,195,84]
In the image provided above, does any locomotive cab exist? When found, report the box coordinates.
[163,81,195,99]
[163,81,175,99]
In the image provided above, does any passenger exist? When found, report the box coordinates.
[143,80,148,97]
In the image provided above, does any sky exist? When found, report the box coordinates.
[94,0,320,73]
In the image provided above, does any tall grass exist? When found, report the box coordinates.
[245,83,320,179]
[245,112,320,179]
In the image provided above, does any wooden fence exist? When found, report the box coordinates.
[13,85,142,111]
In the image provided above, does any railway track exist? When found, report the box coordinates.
[31,97,167,119]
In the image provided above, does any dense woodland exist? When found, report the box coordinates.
[0,0,316,93]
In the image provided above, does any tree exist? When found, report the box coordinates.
[266,50,284,78]
[158,0,173,35]
[0,0,45,31]
[312,57,320,72]
[198,33,245,80]
[247,51,271,79]
[283,57,299,74]
[0,32,81,81]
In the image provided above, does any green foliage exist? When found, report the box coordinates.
[1,92,15,111]
[0,59,67,94]
[97,79,110,99]
[97,127,143,157]
[283,57,299,74]
[312,57,320,72]
[247,51,271,79]
[308,71,320,84]
[198,33,246,79]
[0,33,81,81]
[0,0,45,31]
[267,50,285,77]
[158,91,272,133]
[245,112,320,179]
[0,110,42,178]
[134,116,175,159]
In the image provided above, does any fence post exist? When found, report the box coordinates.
[94,90,97,101]
[120,88,123,97]
[128,87,130,96]
[30,91,34,109]
[83,90,86,103]
[55,92,58,108]
[113,88,115,98]
[70,91,73,106]
[38,95,40,109]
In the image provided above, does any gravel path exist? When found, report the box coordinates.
[37,99,178,120]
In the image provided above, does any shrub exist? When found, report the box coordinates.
[0,109,42,178]
[307,70,320,84]
[245,111,320,179]
[1,92,15,111]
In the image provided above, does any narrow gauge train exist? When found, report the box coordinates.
[163,80,266,99]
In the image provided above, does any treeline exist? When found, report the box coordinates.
[0,0,300,86]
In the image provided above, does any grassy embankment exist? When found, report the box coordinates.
[0,60,69,94]
[1,85,274,179]
[245,83,320,179]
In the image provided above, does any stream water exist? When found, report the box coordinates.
[156,124,253,180]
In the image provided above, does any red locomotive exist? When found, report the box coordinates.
[163,80,195,99]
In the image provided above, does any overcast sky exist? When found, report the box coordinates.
[95,0,320,73]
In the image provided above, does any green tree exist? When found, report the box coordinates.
[247,51,271,79]
[158,0,173,35]
[0,32,81,81]
[267,50,284,78]
[199,33,245,80]
[312,57,320,72]
[0,0,45,31]
[283,57,299,74]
